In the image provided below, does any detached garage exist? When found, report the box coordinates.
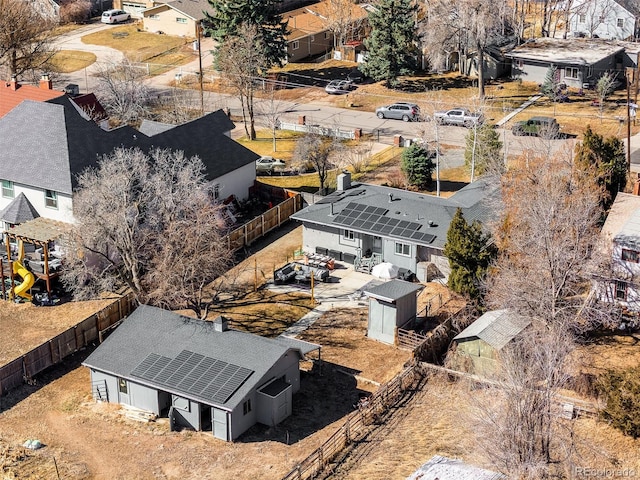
[83,305,319,441]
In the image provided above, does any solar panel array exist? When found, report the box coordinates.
[332,202,436,244]
[130,350,254,405]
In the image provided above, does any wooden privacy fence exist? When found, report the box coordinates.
[281,366,420,480]
[225,194,302,252]
[0,294,135,398]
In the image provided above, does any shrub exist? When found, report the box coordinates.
[59,0,91,24]
[597,366,640,439]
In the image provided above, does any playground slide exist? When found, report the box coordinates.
[12,260,34,301]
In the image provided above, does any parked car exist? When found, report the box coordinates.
[325,80,354,95]
[511,116,561,138]
[434,108,484,127]
[375,102,421,122]
[256,156,286,174]
[101,9,131,24]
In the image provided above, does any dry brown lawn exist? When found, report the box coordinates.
[48,50,97,73]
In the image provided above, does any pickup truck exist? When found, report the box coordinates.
[433,108,484,127]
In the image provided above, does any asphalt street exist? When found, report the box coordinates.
[52,19,640,168]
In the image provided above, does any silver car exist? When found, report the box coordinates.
[256,156,285,174]
[375,102,421,122]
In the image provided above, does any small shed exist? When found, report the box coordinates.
[364,279,424,345]
[452,309,530,375]
[406,455,506,480]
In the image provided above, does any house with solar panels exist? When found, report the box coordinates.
[290,172,499,282]
[83,305,320,441]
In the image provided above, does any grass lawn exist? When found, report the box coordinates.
[81,24,194,67]
[48,50,96,73]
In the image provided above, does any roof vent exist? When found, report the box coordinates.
[388,193,393,203]
[428,220,436,227]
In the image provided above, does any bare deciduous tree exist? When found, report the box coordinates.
[217,23,269,140]
[339,137,375,174]
[0,0,57,78]
[294,133,339,195]
[94,58,150,126]
[321,0,367,47]
[149,88,202,125]
[63,148,233,319]
[255,85,290,152]
[59,0,91,24]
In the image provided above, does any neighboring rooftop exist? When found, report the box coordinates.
[364,279,424,303]
[506,38,625,65]
[0,75,64,118]
[144,0,211,20]
[454,309,531,351]
[602,192,640,248]
[0,193,40,225]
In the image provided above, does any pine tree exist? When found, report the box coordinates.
[360,0,417,88]
[401,143,434,189]
[443,208,496,301]
[203,0,288,68]
[464,123,503,179]
[598,366,640,439]
[575,125,627,211]
[541,65,560,102]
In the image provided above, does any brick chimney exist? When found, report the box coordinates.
[39,74,52,90]
[9,75,17,91]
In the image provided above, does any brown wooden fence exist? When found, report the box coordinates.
[225,194,302,252]
[281,366,421,480]
[0,294,135,397]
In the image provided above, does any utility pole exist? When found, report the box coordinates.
[197,21,204,117]
[627,67,634,173]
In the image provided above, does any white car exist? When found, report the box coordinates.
[256,156,285,174]
[325,80,354,95]
[101,9,131,24]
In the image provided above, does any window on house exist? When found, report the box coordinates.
[565,67,579,79]
[1,180,14,198]
[621,249,640,263]
[342,229,355,241]
[617,18,624,28]
[149,14,159,20]
[616,280,628,300]
[599,14,606,23]
[176,17,187,23]
[172,396,190,411]
[515,59,523,68]
[395,242,410,256]
[45,190,58,209]
[292,40,299,50]
[243,399,252,415]
[213,184,220,201]
[118,378,128,394]
[310,35,315,42]
[579,13,586,23]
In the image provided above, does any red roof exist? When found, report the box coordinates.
[0,78,65,118]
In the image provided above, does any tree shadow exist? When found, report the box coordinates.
[238,361,366,444]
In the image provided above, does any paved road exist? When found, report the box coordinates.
[51,23,634,164]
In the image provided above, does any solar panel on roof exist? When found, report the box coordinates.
[351,219,365,228]
[362,221,375,229]
[131,350,254,405]
[353,203,366,211]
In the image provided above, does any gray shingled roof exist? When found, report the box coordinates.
[453,309,531,351]
[138,119,176,137]
[364,279,423,303]
[163,0,211,20]
[0,193,39,224]
[291,177,499,249]
[406,455,506,480]
[83,305,313,411]
[0,98,257,195]
[505,38,625,65]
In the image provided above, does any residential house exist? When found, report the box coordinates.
[451,309,531,376]
[143,0,209,37]
[0,96,258,229]
[506,38,625,89]
[83,305,320,441]
[596,191,640,315]
[290,172,499,282]
[284,0,369,62]
[113,0,156,18]
[0,75,65,118]
[569,0,639,40]
[407,455,506,480]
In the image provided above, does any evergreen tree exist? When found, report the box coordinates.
[541,65,560,102]
[203,0,288,68]
[464,123,503,179]
[401,143,434,189]
[598,366,640,439]
[443,208,496,301]
[360,0,417,87]
[575,125,627,211]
